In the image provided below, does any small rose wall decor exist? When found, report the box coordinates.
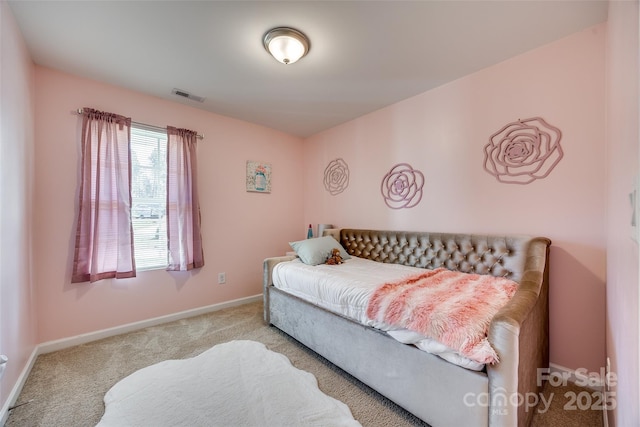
[380,163,424,209]
[324,158,350,195]
[483,117,563,185]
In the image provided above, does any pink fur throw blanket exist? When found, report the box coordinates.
[366,268,518,364]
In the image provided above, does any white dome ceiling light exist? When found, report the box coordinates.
[263,27,310,65]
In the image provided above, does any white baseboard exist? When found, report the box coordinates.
[0,294,261,425]
[38,294,261,354]
[0,347,38,427]
[549,362,605,391]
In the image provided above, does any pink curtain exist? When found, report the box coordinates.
[166,126,204,271]
[72,108,136,283]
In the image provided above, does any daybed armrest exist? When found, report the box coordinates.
[263,256,297,323]
[486,237,551,427]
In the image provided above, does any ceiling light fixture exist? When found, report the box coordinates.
[263,27,310,65]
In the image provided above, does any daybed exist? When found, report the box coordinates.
[263,228,551,427]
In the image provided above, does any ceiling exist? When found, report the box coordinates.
[8,1,608,138]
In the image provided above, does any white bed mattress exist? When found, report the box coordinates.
[272,257,485,371]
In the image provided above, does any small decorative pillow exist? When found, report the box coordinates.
[289,236,351,266]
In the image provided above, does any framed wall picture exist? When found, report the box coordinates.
[246,161,272,193]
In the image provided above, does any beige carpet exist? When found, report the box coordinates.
[7,301,602,427]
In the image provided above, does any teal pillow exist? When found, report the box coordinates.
[289,236,351,266]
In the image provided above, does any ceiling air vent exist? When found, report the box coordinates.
[171,88,205,103]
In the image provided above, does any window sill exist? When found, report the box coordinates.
[137,265,168,272]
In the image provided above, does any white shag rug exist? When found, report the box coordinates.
[96,340,361,427]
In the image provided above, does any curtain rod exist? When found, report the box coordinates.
[76,109,204,140]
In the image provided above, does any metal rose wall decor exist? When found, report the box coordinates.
[483,117,563,185]
[324,158,350,195]
[380,163,425,209]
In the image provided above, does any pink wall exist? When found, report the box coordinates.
[33,67,305,343]
[304,25,607,373]
[605,1,639,425]
[0,0,36,414]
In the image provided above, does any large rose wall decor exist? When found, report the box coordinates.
[324,158,350,195]
[380,163,424,209]
[483,117,563,185]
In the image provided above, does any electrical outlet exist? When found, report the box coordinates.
[0,355,8,381]
[631,175,640,242]
[218,272,226,284]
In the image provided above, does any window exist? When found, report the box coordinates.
[73,108,203,282]
[130,126,168,270]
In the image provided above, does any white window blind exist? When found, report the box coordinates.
[130,126,168,270]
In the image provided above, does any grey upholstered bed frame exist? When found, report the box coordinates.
[263,229,551,427]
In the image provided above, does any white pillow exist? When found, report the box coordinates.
[289,236,351,266]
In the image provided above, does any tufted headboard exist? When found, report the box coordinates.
[324,228,551,284]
